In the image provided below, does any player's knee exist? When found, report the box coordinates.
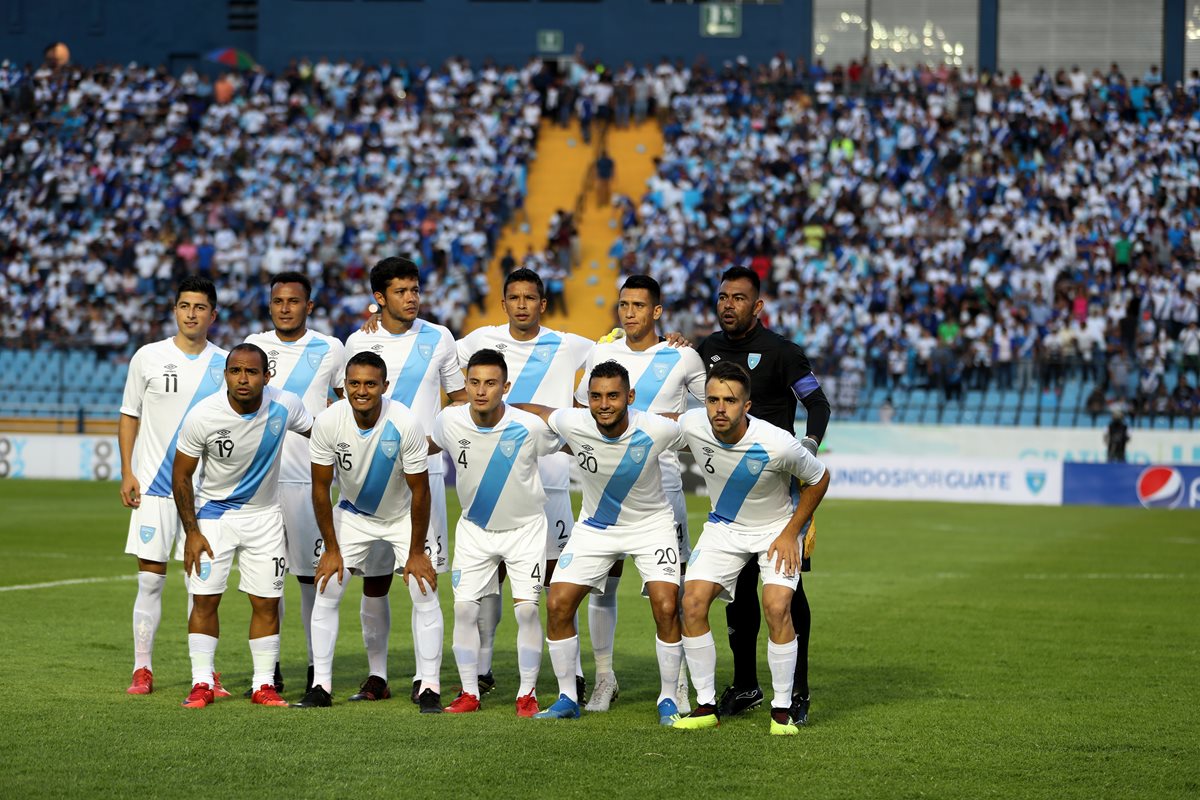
[761,596,791,631]
[191,594,220,616]
[454,600,481,627]
[513,600,540,627]
[681,591,709,627]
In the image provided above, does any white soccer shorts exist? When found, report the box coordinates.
[187,510,287,598]
[280,483,323,578]
[355,475,450,577]
[551,509,680,593]
[543,487,574,561]
[450,516,546,603]
[124,495,185,563]
[685,520,801,602]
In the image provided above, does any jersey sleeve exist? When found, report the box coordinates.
[308,413,337,466]
[327,338,347,391]
[573,349,597,406]
[119,348,147,418]
[343,331,365,362]
[400,416,429,475]
[546,408,569,438]
[176,407,207,458]
[780,341,821,401]
[777,433,827,486]
[681,348,708,402]
[430,409,449,452]
[455,330,476,369]
[532,417,565,457]
[659,415,686,452]
[284,391,314,434]
[438,329,466,394]
[565,333,595,369]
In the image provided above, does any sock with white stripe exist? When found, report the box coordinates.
[514,600,542,697]
[310,574,347,693]
[547,635,580,702]
[766,637,798,711]
[408,576,443,693]
[188,633,218,688]
[133,571,165,671]
[682,632,717,707]
[250,634,281,690]
[588,576,620,681]
[452,601,482,698]
[655,636,684,705]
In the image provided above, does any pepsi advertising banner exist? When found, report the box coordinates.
[1062,463,1200,510]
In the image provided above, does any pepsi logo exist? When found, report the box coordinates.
[1136,466,1185,509]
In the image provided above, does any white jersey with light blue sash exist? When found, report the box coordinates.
[678,409,826,533]
[309,397,429,523]
[244,329,345,485]
[575,339,706,492]
[120,337,228,497]
[431,404,562,531]
[176,386,313,519]
[457,324,592,490]
[345,319,463,475]
[547,408,684,530]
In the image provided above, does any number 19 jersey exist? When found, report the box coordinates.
[310,398,429,523]
[432,404,563,531]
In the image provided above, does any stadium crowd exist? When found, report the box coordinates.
[3,53,1200,421]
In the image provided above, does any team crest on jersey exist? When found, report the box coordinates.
[306,350,323,369]
[268,416,284,437]
[451,570,462,588]
[532,344,554,362]
[380,433,399,459]
[208,364,224,384]
[139,525,155,543]
[747,459,764,476]
[652,363,671,380]
[418,343,433,359]
[747,353,762,370]
[499,440,517,458]
[558,553,573,568]
[629,445,647,464]
[198,562,211,581]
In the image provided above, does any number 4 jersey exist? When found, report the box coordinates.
[176,385,313,519]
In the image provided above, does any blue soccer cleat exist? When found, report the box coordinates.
[532,693,581,719]
[657,698,681,726]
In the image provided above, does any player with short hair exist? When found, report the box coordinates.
[456,267,593,700]
[172,343,314,709]
[431,349,563,716]
[244,271,346,694]
[697,265,831,724]
[296,351,436,709]
[575,274,706,713]
[120,275,228,695]
[672,361,829,735]
[517,361,686,724]
[344,256,464,708]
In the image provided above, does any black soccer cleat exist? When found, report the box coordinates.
[478,671,496,695]
[789,693,810,726]
[418,688,443,714]
[576,674,587,705]
[348,675,391,702]
[410,679,421,704]
[717,685,764,718]
[305,665,315,695]
[292,685,332,708]
[243,662,286,697]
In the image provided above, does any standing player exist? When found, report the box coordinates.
[516,361,685,725]
[431,350,563,716]
[172,344,313,709]
[672,362,829,735]
[119,275,228,695]
[574,275,706,712]
[697,266,831,724]
[298,351,436,710]
[456,267,593,699]
[345,256,464,707]
[245,271,345,694]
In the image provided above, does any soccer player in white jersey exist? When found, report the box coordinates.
[431,349,562,717]
[298,351,437,710]
[671,362,829,735]
[456,267,593,699]
[345,257,464,707]
[172,344,314,709]
[516,361,686,725]
[575,275,706,713]
[119,275,228,695]
[244,271,345,695]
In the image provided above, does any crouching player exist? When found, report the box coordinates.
[672,362,829,735]
[431,349,563,716]
[297,351,439,710]
[172,344,314,708]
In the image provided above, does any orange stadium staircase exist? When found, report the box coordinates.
[466,120,664,340]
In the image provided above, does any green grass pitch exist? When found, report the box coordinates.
[0,480,1197,798]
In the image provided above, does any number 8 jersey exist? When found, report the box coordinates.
[309,398,429,523]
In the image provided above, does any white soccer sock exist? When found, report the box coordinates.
[250,634,281,689]
[133,571,165,671]
[573,611,583,678]
[588,576,620,680]
[298,581,317,665]
[452,601,482,698]
[360,593,391,681]
[188,633,218,687]
[514,601,542,697]
[477,592,502,674]
[766,637,798,710]
[311,575,347,693]
[655,637,684,705]
[683,632,717,707]
[547,635,580,702]
[408,577,443,693]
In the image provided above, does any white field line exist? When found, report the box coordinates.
[0,575,137,592]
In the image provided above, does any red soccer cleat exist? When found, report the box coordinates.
[516,693,539,718]
[181,683,214,709]
[250,684,288,707]
[126,667,153,695]
[445,692,481,714]
[212,671,231,699]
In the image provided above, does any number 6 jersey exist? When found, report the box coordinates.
[309,398,429,523]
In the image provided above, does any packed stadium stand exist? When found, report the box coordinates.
[2,54,1199,430]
